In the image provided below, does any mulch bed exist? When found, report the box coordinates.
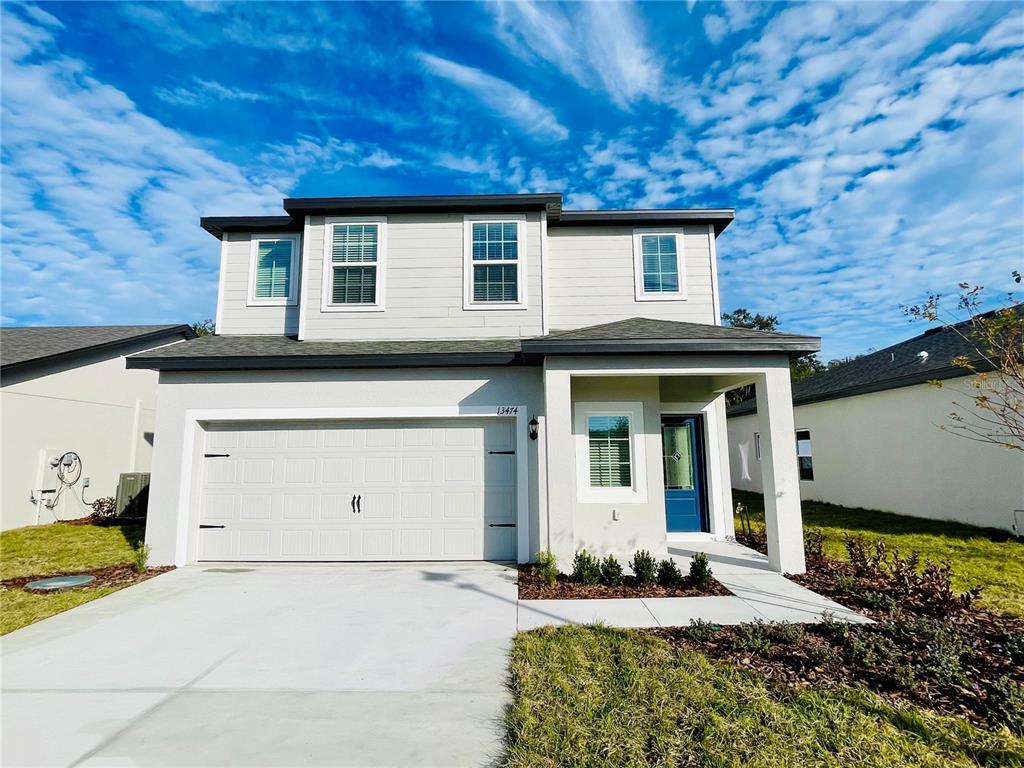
[3,564,174,591]
[648,530,1024,733]
[518,565,731,600]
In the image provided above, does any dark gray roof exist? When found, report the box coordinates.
[201,193,734,239]
[2,324,195,380]
[523,318,820,355]
[126,335,524,370]
[127,318,820,371]
[729,315,1004,415]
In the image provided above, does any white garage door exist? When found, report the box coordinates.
[197,419,517,562]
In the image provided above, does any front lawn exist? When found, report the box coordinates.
[734,490,1024,617]
[0,521,149,635]
[506,626,1023,767]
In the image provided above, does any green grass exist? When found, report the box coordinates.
[505,625,1024,768]
[734,490,1024,618]
[1,521,144,635]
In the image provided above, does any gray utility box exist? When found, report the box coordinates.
[115,472,150,518]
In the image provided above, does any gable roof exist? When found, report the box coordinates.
[200,193,735,239]
[1,325,196,382]
[729,316,1002,415]
[126,318,820,371]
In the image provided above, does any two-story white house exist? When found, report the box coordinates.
[129,193,819,573]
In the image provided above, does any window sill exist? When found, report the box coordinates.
[319,304,386,313]
[247,298,297,308]
[462,302,528,311]
[577,488,648,504]
[635,293,688,302]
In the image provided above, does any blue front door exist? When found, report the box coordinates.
[662,416,709,532]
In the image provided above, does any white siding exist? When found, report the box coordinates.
[302,213,544,340]
[218,232,300,336]
[546,225,718,331]
[727,380,1024,533]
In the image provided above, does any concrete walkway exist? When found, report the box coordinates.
[2,563,517,768]
[518,540,869,630]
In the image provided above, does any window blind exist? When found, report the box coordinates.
[587,415,632,487]
[641,235,679,293]
[471,222,518,302]
[254,240,293,299]
[331,224,378,304]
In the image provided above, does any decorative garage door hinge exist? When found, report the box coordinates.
[487,450,515,455]
[204,453,231,458]
[199,524,226,529]
[488,523,516,528]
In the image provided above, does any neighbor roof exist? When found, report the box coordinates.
[200,193,734,239]
[126,318,820,371]
[2,324,196,382]
[729,315,1003,415]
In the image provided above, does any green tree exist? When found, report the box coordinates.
[190,319,215,337]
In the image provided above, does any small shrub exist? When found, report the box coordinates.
[767,622,805,645]
[132,543,150,574]
[656,559,683,588]
[922,626,969,687]
[630,550,657,585]
[534,550,558,586]
[91,496,116,518]
[893,663,918,692]
[571,550,601,585]
[599,555,624,587]
[688,552,713,588]
[804,529,825,560]
[860,590,896,612]
[734,621,771,654]
[1003,633,1024,664]
[834,574,856,593]
[686,619,720,643]
[807,642,837,667]
[985,675,1024,735]
[819,610,850,641]
[846,631,899,667]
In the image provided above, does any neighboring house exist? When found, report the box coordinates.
[127,193,820,573]
[728,319,1024,534]
[1,325,196,530]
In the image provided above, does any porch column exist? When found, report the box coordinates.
[754,366,806,574]
[542,361,575,564]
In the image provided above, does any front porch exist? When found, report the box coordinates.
[537,352,808,574]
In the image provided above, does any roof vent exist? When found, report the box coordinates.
[917,351,929,363]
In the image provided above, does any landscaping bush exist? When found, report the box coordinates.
[534,550,558,587]
[733,621,771,654]
[599,555,623,587]
[688,552,713,588]
[131,543,150,574]
[685,619,719,643]
[804,529,825,560]
[571,550,601,585]
[984,674,1024,735]
[629,550,657,585]
[656,558,682,588]
[90,496,116,518]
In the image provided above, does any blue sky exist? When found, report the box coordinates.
[1,1,1022,360]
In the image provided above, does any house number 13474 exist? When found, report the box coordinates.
[497,406,519,416]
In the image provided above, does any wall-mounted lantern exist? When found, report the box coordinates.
[528,416,539,441]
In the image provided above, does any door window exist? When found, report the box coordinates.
[662,422,695,490]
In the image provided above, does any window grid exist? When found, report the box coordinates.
[330,224,379,305]
[470,221,519,303]
[641,234,679,293]
[254,239,293,299]
[587,415,632,488]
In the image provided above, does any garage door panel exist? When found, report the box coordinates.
[197,418,516,562]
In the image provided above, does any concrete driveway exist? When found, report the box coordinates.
[2,563,518,768]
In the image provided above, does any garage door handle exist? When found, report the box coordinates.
[351,495,356,513]
[356,495,361,513]
[488,523,516,528]
[199,524,226,529]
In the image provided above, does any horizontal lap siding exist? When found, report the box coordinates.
[218,233,299,336]
[302,213,544,340]
[547,225,717,331]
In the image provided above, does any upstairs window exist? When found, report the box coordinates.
[464,216,526,309]
[632,230,686,301]
[323,218,386,311]
[796,429,814,481]
[249,236,298,306]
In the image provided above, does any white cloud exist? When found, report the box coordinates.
[489,1,660,108]
[703,15,728,45]
[416,52,569,141]
[154,77,273,107]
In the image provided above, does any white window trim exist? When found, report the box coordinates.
[321,216,387,313]
[574,401,648,504]
[463,214,528,311]
[247,234,300,307]
[632,229,688,302]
